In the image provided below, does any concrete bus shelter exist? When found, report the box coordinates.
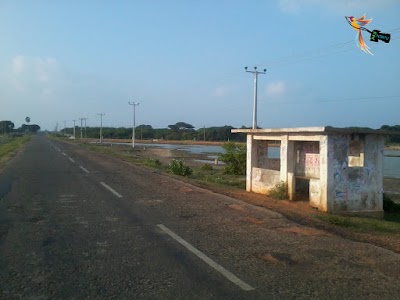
[232,126,390,216]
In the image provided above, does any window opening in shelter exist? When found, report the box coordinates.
[348,134,365,167]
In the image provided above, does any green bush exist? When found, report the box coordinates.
[383,193,400,213]
[169,159,192,176]
[268,181,288,200]
[201,163,213,171]
[218,142,246,175]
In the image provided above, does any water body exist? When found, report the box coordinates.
[106,142,400,178]
[384,150,400,178]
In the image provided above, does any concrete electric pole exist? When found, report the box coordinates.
[72,120,76,139]
[128,102,139,148]
[97,113,105,144]
[245,66,266,129]
[84,118,88,139]
[79,118,85,139]
[79,118,83,138]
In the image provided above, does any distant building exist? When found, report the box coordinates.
[232,126,393,216]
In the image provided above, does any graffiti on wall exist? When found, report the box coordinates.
[331,134,382,211]
[295,141,320,178]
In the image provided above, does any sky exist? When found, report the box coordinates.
[1,0,400,131]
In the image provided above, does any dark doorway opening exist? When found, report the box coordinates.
[295,178,309,201]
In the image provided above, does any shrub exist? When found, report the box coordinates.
[169,159,192,176]
[268,181,288,200]
[383,193,400,213]
[201,163,213,171]
[218,142,246,175]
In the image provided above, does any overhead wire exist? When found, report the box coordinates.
[259,95,400,105]
[217,26,399,80]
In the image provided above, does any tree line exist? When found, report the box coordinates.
[61,122,248,142]
[0,120,41,135]
[381,125,400,144]
[61,122,400,144]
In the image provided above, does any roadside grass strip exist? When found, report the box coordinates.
[0,136,31,164]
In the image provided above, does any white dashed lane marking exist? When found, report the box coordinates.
[68,157,75,163]
[100,182,123,198]
[79,166,90,174]
[157,224,255,291]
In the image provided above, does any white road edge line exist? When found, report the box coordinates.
[79,166,90,174]
[100,182,123,198]
[68,157,75,163]
[157,224,255,291]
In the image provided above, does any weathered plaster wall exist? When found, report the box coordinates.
[328,134,384,213]
[249,140,282,194]
[318,136,329,211]
[309,178,321,208]
[294,141,320,178]
[251,168,281,194]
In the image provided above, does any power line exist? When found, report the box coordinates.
[266,41,353,66]
[259,95,400,105]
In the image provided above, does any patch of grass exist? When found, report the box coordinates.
[268,182,288,200]
[0,135,31,163]
[315,213,400,233]
[191,168,246,189]
[144,158,163,169]
[384,213,400,223]
[319,215,353,228]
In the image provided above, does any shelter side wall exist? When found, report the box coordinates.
[328,134,384,213]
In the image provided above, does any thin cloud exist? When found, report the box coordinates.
[10,55,60,87]
[12,55,25,75]
[212,85,229,97]
[266,81,286,97]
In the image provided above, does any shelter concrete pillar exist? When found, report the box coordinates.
[246,134,257,192]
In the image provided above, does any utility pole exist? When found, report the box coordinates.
[97,113,105,143]
[72,120,76,139]
[204,125,206,141]
[245,66,266,129]
[63,121,66,136]
[79,118,84,138]
[84,118,88,138]
[128,101,139,148]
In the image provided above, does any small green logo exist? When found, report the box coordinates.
[370,30,391,43]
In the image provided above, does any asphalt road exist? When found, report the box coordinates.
[1,135,399,299]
